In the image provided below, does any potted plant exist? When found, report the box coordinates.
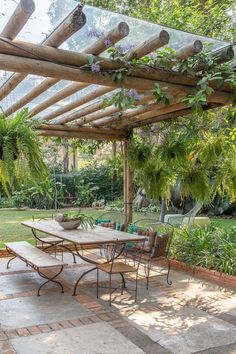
[55,211,95,230]
[0,109,48,194]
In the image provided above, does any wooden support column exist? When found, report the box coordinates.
[123,140,133,225]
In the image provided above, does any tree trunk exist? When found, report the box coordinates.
[159,198,167,222]
[63,138,69,173]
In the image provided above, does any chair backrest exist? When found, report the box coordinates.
[132,220,173,258]
[149,222,174,258]
[96,211,127,231]
[102,239,147,272]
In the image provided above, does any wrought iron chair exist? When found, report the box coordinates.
[32,215,76,263]
[96,239,146,306]
[130,219,174,289]
[95,211,127,231]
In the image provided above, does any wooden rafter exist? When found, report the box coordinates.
[11,22,130,118]
[35,28,168,122]
[1,0,35,40]
[0,0,233,136]
[0,4,86,104]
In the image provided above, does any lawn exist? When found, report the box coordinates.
[0,208,235,248]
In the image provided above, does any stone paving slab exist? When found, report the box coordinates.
[0,293,91,330]
[122,304,236,354]
[0,257,31,273]
[10,322,145,354]
[195,342,236,353]
[0,272,56,295]
[61,265,120,284]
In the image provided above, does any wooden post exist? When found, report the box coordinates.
[123,141,128,224]
[123,140,133,225]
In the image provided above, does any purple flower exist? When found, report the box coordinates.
[91,62,100,73]
[148,52,156,59]
[87,29,104,38]
[116,43,136,54]
[128,89,140,100]
[104,39,112,48]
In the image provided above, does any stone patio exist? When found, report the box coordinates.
[0,252,235,354]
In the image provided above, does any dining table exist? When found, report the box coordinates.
[22,220,146,295]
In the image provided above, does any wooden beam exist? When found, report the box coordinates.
[30,83,89,118]
[2,50,231,118]
[43,7,86,48]
[130,104,220,128]
[61,103,119,126]
[2,40,227,96]
[54,99,111,125]
[174,40,203,59]
[132,108,192,127]
[36,124,127,136]
[43,87,111,122]
[27,22,130,118]
[68,93,154,126]
[124,30,169,61]
[38,129,127,141]
[0,38,123,70]
[84,22,129,55]
[0,53,196,95]
[93,96,183,127]
[82,88,231,128]
[212,46,234,63]
[0,5,86,101]
[118,102,189,128]
[1,0,35,40]
[196,46,235,71]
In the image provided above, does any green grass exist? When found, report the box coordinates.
[0,208,159,248]
[0,208,235,248]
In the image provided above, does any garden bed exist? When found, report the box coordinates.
[169,259,236,289]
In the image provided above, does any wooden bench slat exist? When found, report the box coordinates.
[5,241,67,268]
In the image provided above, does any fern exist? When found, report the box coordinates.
[0,110,48,195]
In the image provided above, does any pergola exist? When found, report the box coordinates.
[0,0,234,223]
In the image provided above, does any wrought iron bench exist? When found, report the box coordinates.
[5,241,67,296]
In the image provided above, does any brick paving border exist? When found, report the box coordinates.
[0,260,235,354]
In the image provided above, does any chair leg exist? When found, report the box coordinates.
[146,260,151,290]
[119,272,126,289]
[135,272,138,302]
[166,258,172,285]
[96,268,99,299]
[109,273,112,306]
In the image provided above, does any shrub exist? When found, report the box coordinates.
[54,162,123,207]
[170,225,236,276]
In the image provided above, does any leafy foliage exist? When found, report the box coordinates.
[0,110,48,195]
[170,225,236,276]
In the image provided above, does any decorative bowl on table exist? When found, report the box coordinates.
[55,212,95,230]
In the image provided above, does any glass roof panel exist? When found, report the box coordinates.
[0,0,231,115]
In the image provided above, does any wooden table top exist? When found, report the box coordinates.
[22,220,146,245]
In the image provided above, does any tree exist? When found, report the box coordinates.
[129,107,236,220]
